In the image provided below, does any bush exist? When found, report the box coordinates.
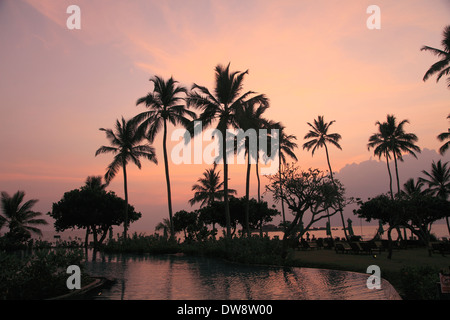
[399,265,440,300]
[102,233,180,254]
[0,248,85,299]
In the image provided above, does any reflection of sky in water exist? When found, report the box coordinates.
[81,251,389,300]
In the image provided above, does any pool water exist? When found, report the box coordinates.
[81,251,400,300]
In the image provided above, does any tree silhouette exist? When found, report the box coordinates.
[95,117,157,239]
[421,25,450,88]
[186,63,267,238]
[419,160,450,235]
[303,115,346,239]
[438,114,450,155]
[134,76,195,240]
[0,191,47,242]
[235,99,270,235]
[189,165,237,208]
[271,122,298,228]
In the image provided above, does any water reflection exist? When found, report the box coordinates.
[81,251,390,300]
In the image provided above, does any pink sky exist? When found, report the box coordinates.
[1,0,449,233]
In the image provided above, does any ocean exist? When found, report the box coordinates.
[27,222,450,243]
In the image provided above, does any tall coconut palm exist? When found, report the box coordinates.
[271,122,298,228]
[368,120,395,199]
[0,190,47,240]
[186,63,267,238]
[95,117,158,239]
[421,25,450,88]
[381,115,421,197]
[419,160,450,235]
[438,114,450,155]
[189,165,237,208]
[134,76,196,240]
[303,115,346,238]
[235,99,270,235]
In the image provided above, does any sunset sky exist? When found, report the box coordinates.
[1,0,449,234]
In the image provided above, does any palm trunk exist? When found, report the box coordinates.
[245,151,251,237]
[324,144,347,240]
[256,154,261,203]
[393,153,401,197]
[279,158,286,231]
[163,119,175,240]
[122,161,129,239]
[222,126,231,239]
[386,154,394,200]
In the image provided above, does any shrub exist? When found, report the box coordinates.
[399,265,440,300]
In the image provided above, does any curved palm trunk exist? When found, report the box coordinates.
[279,158,287,231]
[163,119,175,240]
[122,161,129,239]
[324,144,348,240]
[221,126,231,239]
[386,155,394,200]
[245,152,251,237]
[393,153,401,197]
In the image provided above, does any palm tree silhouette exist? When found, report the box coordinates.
[0,190,47,239]
[401,178,425,197]
[438,114,450,155]
[421,25,450,88]
[186,63,267,238]
[189,165,237,208]
[155,218,171,239]
[368,119,395,199]
[134,76,196,240]
[419,160,450,235]
[84,175,107,191]
[95,117,157,239]
[303,115,346,238]
[368,115,421,198]
[271,122,298,228]
[235,99,270,235]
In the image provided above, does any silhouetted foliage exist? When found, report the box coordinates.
[48,187,141,248]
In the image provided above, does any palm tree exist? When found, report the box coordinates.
[84,175,107,191]
[95,117,158,239]
[189,165,237,208]
[155,218,171,239]
[368,115,421,198]
[421,25,450,88]
[271,122,298,228]
[303,115,346,238]
[186,63,267,238]
[134,75,196,240]
[419,160,450,235]
[368,120,395,199]
[0,190,47,240]
[235,99,270,235]
[438,114,450,155]
[402,178,425,197]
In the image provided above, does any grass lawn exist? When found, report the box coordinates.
[290,247,450,299]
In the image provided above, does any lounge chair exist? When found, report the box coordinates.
[335,242,352,254]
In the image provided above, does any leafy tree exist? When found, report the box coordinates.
[134,76,195,240]
[187,63,267,238]
[95,117,157,239]
[0,191,47,244]
[266,164,350,258]
[355,194,450,258]
[421,25,450,88]
[49,187,141,248]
